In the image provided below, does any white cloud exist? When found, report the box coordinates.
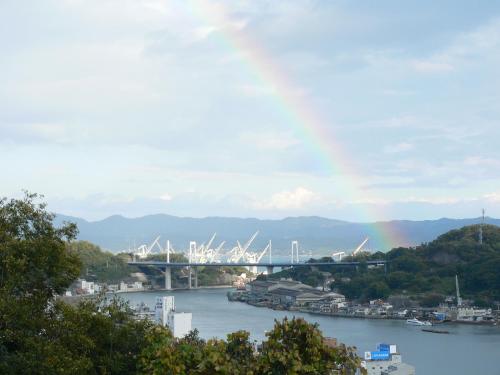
[484,192,500,203]
[160,193,173,201]
[253,187,319,210]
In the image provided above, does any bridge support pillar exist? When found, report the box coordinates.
[194,266,198,289]
[266,266,274,275]
[188,266,192,289]
[164,267,172,290]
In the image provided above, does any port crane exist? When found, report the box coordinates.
[352,237,369,256]
[228,231,259,263]
[188,233,224,263]
[135,236,163,259]
[331,237,369,261]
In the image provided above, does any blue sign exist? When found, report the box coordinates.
[371,351,390,360]
[378,343,390,352]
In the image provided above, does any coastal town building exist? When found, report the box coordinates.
[120,281,144,292]
[77,279,96,295]
[362,344,415,375]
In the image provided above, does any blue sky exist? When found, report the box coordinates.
[1,0,499,221]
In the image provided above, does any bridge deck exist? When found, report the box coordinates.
[128,260,386,268]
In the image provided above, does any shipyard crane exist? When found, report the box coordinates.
[135,236,163,259]
[246,240,270,264]
[229,231,259,263]
[203,239,225,263]
[205,233,217,253]
[246,240,271,274]
[352,237,369,256]
[187,233,223,263]
[210,241,225,262]
[332,251,346,261]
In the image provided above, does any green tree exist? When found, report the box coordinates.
[366,281,390,300]
[67,240,134,283]
[0,194,153,374]
[258,317,361,375]
[420,293,445,307]
[0,193,82,374]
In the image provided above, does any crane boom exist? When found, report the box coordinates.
[256,242,270,263]
[205,233,217,250]
[352,237,369,256]
[234,232,259,262]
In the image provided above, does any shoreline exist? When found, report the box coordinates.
[237,300,499,327]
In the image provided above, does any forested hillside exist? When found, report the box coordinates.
[268,225,500,306]
[66,241,135,283]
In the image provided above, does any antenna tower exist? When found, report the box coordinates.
[455,275,462,307]
[479,208,485,245]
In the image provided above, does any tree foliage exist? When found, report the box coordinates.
[67,240,135,283]
[139,317,362,375]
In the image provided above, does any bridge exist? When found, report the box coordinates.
[128,260,387,290]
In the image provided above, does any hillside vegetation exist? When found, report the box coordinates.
[67,241,134,283]
[269,225,500,306]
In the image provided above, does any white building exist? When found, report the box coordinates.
[154,296,192,338]
[167,312,192,338]
[155,296,175,325]
[363,344,415,375]
[457,307,493,322]
[132,281,143,290]
[79,279,95,295]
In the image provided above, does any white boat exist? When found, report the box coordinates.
[406,318,432,326]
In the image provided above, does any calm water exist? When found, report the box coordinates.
[122,288,500,375]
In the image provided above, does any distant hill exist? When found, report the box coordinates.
[342,224,500,303]
[54,213,500,254]
[270,224,500,304]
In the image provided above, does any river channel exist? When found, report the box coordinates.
[122,288,500,375]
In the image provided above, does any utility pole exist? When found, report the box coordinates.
[479,208,485,245]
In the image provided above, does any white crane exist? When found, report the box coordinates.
[204,233,217,253]
[246,240,271,274]
[229,231,259,263]
[332,251,346,261]
[352,237,369,256]
[135,236,163,259]
[187,233,224,263]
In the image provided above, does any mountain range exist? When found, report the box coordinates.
[54,214,500,255]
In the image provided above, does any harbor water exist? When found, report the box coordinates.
[122,288,500,375]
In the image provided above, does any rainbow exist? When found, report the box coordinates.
[185,1,406,250]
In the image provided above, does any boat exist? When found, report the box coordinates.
[422,328,449,334]
[406,318,432,326]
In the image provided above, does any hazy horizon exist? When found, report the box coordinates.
[56,209,497,224]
